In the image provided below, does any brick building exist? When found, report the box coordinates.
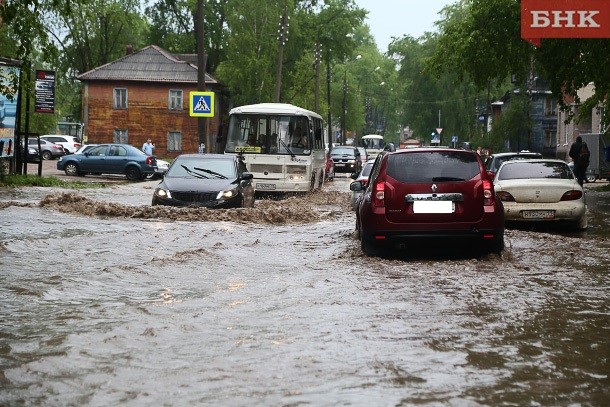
[77,45,225,157]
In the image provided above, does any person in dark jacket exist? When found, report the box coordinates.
[569,136,588,186]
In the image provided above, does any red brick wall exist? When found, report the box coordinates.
[82,81,220,157]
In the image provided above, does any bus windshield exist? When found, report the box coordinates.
[362,135,384,150]
[225,114,311,156]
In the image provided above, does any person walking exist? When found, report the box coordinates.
[569,136,590,186]
[142,139,155,155]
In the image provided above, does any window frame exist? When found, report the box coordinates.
[169,89,183,110]
[113,88,128,109]
[167,131,182,152]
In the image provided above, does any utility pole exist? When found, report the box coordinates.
[314,41,321,113]
[326,52,332,150]
[275,2,288,103]
[196,0,208,151]
[341,71,348,146]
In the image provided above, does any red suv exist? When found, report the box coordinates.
[352,146,505,256]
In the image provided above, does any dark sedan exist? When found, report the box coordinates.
[152,154,255,208]
[56,143,157,181]
[330,146,362,174]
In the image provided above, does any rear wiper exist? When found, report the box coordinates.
[432,176,465,182]
[194,167,228,179]
[181,164,209,179]
[278,138,295,158]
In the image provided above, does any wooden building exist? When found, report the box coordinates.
[77,45,225,157]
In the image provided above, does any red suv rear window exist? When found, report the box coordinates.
[386,151,480,183]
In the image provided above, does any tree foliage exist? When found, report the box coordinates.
[430,0,610,133]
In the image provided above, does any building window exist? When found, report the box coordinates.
[113,129,128,144]
[544,97,557,116]
[169,90,183,110]
[167,131,182,151]
[113,88,127,109]
[544,130,556,148]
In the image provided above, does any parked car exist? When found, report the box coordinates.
[26,146,40,163]
[148,158,170,180]
[74,144,98,155]
[494,159,587,230]
[349,158,376,210]
[357,147,368,167]
[56,143,157,181]
[485,150,543,177]
[353,147,505,256]
[40,134,82,154]
[152,154,255,208]
[27,138,66,160]
[330,146,362,174]
[324,151,335,182]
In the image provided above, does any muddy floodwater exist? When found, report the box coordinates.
[1,175,609,406]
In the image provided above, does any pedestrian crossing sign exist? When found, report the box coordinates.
[189,91,215,117]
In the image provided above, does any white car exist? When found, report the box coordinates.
[494,159,587,230]
[41,135,82,154]
[148,158,169,179]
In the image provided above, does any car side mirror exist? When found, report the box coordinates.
[241,172,254,181]
[350,181,363,191]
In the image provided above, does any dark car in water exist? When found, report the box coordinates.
[353,146,505,256]
[152,154,255,208]
[56,143,157,181]
[330,146,362,174]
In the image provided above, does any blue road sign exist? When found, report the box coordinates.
[189,91,215,117]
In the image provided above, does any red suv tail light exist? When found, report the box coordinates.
[482,180,495,205]
[372,181,385,207]
[146,156,153,165]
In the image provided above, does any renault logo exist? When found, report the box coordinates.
[431,184,438,193]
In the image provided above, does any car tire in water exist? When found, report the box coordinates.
[360,234,385,257]
[125,166,142,181]
[484,234,505,255]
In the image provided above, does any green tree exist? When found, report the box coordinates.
[388,31,491,145]
[430,0,610,134]
[485,92,531,153]
[146,0,228,72]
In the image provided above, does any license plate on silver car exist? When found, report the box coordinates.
[521,210,555,219]
[413,200,454,213]
[256,183,276,191]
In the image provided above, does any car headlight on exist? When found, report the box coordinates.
[155,188,172,199]
[217,186,238,200]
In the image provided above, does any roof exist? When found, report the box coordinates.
[229,103,322,119]
[76,45,218,85]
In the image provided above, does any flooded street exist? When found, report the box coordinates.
[1,172,609,406]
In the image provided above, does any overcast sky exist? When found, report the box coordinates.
[355,0,456,50]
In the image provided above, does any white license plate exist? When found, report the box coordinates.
[256,183,276,191]
[413,200,454,213]
[335,163,345,166]
[521,210,555,219]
